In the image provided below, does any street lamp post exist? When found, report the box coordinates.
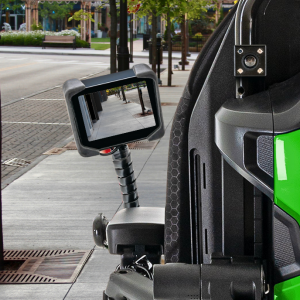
[129,13,134,63]
[118,0,130,71]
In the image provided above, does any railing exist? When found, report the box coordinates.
[143,33,211,53]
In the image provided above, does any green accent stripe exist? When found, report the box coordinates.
[274,130,300,299]
[274,276,300,299]
[274,130,300,225]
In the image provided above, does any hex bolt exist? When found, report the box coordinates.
[237,68,244,74]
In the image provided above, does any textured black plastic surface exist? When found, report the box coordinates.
[257,135,273,177]
[106,207,164,255]
[215,91,274,198]
[153,264,200,300]
[188,11,237,264]
[270,71,300,134]
[154,260,263,300]
[105,269,153,300]
[274,205,300,283]
[165,5,238,264]
[201,261,262,300]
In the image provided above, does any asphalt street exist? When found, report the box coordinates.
[0,53,160,105]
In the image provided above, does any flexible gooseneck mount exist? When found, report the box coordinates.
[93,144,139,248]
[112,144,139,208]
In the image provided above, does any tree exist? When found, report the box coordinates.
[129,0,214,84]
[169,0,213,70]
[0,0,22,30]
[128,0,158,73]
[40,2,74,21]
[109,0,117,73]
[68,8,94,23]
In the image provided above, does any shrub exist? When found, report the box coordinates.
[0,30,87,47]
[193,32,203,39]
[76,39,89,48]
[31,22,43,31]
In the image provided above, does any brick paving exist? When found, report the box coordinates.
[1,70,110,184]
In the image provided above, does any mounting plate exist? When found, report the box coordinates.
[234,45,267,77]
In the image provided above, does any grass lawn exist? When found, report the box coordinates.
[91,37,138,43]
[91,43,111,50]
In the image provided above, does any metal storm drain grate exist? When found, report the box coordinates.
[127,141,159,150]
[43,148,67,155]
[161,102,178,106]
[2,158,31,167]
[0,249,92,284]
[63,142,77,150]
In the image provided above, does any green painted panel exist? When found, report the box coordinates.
[274,276,300,299]
[274,130,300,225]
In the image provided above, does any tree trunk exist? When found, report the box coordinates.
[0,4,3,30]
[129,13,133,62]
[109,0,117,73]
[186,17,189,57]
[152,12,157,73]
[167,12,172,86]
[181,15,186,71]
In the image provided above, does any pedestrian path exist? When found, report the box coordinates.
[0,38,199,61]
[0,69,191,299]
[0,56,110,66]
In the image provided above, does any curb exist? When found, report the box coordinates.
[0,48,198,61]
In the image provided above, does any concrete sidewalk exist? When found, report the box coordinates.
[1,69,190,299]
[0,38,199,61]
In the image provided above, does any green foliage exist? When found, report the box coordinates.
[193,32,203,39]
[0,31,89,48]
[91,37,138,43]
[39,2,73,21]
[188,22,192,36]
[216,6,224,26]
[90,43,110,50]
[163,21,175,41]
[128,0,214,24]
[68,9,94,23]
[76,39,90,48]
[24,35,43,46]
[0,0,22,12]
[31,20,43,31]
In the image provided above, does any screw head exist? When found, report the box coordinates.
[237,48,243,54]
[244,55,257,68]
[257,68,264,74]
[237,68,244,74]
[257,48,264,54]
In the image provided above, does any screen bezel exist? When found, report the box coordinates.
[71,77,161,150]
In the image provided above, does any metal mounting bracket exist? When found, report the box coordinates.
[235,45,267,77]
